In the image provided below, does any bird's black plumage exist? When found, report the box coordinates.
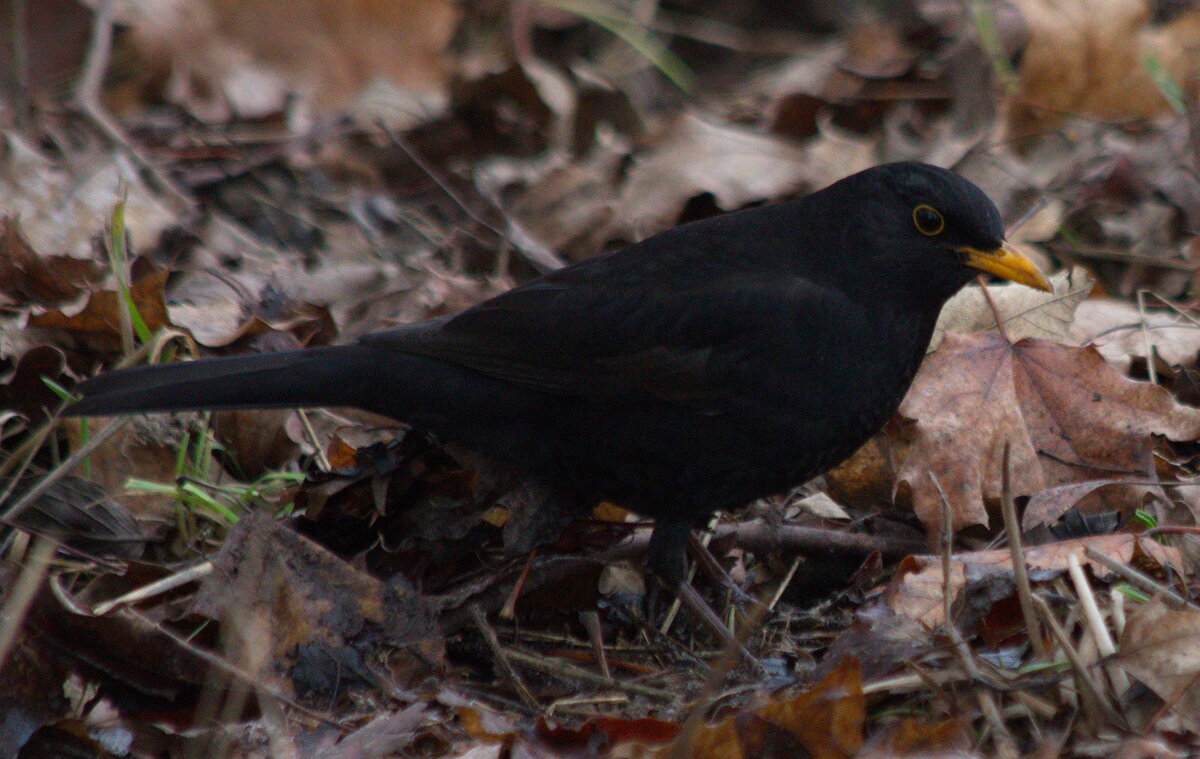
[67,162,1050,583]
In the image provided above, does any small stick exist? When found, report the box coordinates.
[1032,595,1120,728]
[934,472,1017,758]
[580,610,610,679]
[499,647,674,701]
[998,442,1045,656]
[470,604,540,711]
[1084,545,1196,610]
[1066,554,1131,696]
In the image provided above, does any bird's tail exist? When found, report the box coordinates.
[65,345,380,417]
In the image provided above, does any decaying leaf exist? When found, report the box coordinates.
[931,266,1091,350]
[676,656,865,759]
[886,533,1181,628]
[28,263,172,346]
[896,333,1200,533]
[1071,298,1200,373]
[0,218,102,307]
[190,510,443,699]
[1118,600,1200,731]
[614,113,814,238]
[1007,0,1200,135]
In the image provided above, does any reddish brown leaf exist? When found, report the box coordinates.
[0,218,101,307]
[30,266,172,341]
[677,656,864,759]
[896,333,1200,533]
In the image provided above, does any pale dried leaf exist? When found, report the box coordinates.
[931,266,1090,350]
[1070,299,1200,373]
[796,492,852,521]
[0,133,176,258]
[616,114,813,238]
[887,534,1181,627]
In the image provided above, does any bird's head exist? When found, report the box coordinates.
[829,162,1052,302]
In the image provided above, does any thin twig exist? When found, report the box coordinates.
[933,471,1018,758]
[766,555,802,612]
[976,277,1010,341]
[1084,546,1196,610]
[580,610,610,679]
[999,442,1045,656]
[470,604,540,711]
[0,535,59,670]
[1066,553,1131,696]
[1136,290,1159,385]
[69,0,194,211]
[1032,594,1120,728]
[499,646,674,701]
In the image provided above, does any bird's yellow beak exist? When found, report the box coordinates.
[958,241,1052,292]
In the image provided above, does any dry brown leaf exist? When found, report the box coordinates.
[1118,601,1200,731]
[0,218,102,308]
[858,717,973,759]
[614,114,814,239]
[191,510,443,696]
[125,0,458,127]
[930,266,1090,350]
[28,265,172,344]
[896,333,1200,533]
[886,534,1181,627]
[1071,299,1200,373]
[675,656,864,759]
[1007,0,1200,135]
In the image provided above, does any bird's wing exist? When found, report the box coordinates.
[361,252,846,412]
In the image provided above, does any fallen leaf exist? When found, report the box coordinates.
[125,0,459,127]
[614,113,813,239]
[190,511,443,698]
[29,262,172,347]
[1007,0,1200,135]
[0,218,102,307]
[895,334,1200,533]
[678,657,864,759]
[931,266,1091,350]
[886,533,1181,628]
[1071,299,1200,373]
[859,717,974,759]
[1118,600,1200,731]
[0,133,177,258]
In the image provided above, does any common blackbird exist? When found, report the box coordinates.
[66,162,1051,585]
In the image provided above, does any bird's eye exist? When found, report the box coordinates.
[912,204,945,236]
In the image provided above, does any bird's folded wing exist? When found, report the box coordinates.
[361,271,845,411]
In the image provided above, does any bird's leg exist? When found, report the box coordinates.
[646,519,761,668]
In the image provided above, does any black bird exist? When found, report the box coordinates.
[67,162,1051,588]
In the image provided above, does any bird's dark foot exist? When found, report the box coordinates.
[646,520,764,672]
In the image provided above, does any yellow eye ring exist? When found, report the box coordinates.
[912,204,945,236]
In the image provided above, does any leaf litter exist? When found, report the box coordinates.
[4,1,1200,757]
